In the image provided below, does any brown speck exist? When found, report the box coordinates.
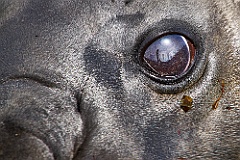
[212,80,224,110]
[180,95,193,112]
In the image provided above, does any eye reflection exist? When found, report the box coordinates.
[143,34,195,79]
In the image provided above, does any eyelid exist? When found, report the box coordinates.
[137,20,208,93]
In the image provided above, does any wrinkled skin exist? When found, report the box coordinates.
[0,0,239,159]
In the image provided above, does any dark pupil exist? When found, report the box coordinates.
[143,34,195,79]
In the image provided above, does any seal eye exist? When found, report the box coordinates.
[142,34,196,80]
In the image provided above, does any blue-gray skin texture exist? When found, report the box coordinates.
[0,0,239,159]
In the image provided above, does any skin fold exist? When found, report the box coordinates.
[0,0,239,159]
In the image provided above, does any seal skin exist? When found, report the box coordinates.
[0,0,239,159]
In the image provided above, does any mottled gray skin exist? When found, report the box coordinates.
[0,0,239,159]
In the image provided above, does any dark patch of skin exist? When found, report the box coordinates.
[82,43,152,158]
[83,46,123,90]
[124,0,134,6]
[116,12,145,27]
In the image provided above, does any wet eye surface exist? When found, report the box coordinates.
[141,34,196,80]
[137,20,207,93]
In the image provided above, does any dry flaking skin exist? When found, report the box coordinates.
[0,0,239,160]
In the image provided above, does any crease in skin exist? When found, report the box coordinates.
[0,78,83,159]
[5,76,59,88]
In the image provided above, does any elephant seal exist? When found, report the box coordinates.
[0,0,239,159]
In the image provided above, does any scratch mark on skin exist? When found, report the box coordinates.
[212,80,224,110]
